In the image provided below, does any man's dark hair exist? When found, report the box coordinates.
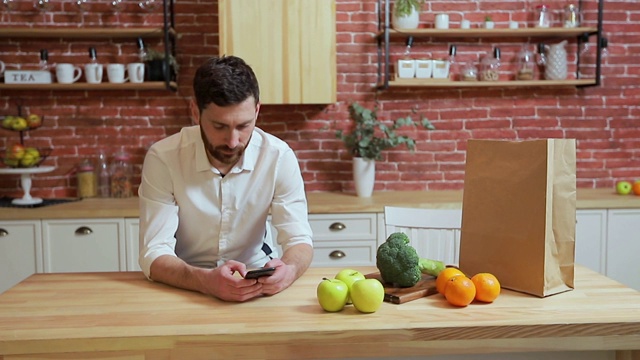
[193,55,260,112]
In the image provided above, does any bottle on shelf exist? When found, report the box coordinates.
[137,37,147,62]
[109,149,133,198]
[448,44,457,81]
[38,49,50,71]
[97,151,110,198]
[480,47,501,81]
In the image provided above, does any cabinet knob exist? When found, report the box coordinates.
[75,226,93,235]
[329,250,346,259]
[329,222,346,231]
[0,228,7,237]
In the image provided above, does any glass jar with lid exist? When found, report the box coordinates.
[77,159,96,198]
[534,4,551,28]
[480,48,501,81]
[516,46,535,80]
[563,4,580,28]
[109,149,133,198]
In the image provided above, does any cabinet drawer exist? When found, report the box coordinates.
[0,221,42,294]
[42,219,126,273]
[309,214,376,241]
[311,240,376,267]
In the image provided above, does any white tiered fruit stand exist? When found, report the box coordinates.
[0,166,55,205]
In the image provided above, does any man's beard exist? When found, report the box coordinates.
[201,128,245,165]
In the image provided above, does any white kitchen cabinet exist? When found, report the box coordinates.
[269,213,378,267]
[41,218,126,273]
[0,220,42,294]
[606,209,640,291]
[307,214,377,267]
[125,218,141,271]
[575,209,607,274]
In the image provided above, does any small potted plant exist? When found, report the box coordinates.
[392,0,425,29]
[336,102,435,197]
[484,15,495,29]
[143,47,179,82]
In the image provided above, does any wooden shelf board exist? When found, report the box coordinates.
[0,82,177,91]
[379,27,598,39]
[0,27,176,39]
[383,79,597,88]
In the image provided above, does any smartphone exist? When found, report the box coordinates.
[244,267,276,279]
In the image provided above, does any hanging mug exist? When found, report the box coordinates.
[0,60,5,77]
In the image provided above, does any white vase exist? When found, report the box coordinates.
[353,157,375,198]
[545,40,568,80]
[392,8,419,30]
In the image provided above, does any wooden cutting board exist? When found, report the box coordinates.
[365,272,438,304]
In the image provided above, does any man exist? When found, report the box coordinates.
[138,55,313,302]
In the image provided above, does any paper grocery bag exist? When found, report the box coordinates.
[459,139,576,297]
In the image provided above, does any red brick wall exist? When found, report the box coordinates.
[1,0,639,199]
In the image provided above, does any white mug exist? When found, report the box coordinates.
[84,63,103,83]
[107,63,129,83]
[460,19,471,29]
[509,21,520,29]
[435,13,449,29]
[56,63,83,84]
[127,62,145,83]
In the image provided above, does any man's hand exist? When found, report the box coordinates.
[199,260,264,302]
[258,258,297,295]
[149,256,263,302]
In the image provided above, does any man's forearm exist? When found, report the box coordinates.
[280,243,313,279]
[149,255,208,293]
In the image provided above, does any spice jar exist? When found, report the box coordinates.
[109,150,133,198]
[480,47,501,81]
[77,159,97,198]
[516,47,536,80]
[461,62,478,81]
[535,4,551,28]
[563,4,580,28]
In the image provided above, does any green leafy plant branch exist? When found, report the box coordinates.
[393,0,425,18]
[336,102,435,161]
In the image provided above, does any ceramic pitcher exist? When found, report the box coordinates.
[545,40,568,80]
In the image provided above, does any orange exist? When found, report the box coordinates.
[436,267,464,295]
[444,275,476,307]
[633,181,640,196]
[471,273,501,303]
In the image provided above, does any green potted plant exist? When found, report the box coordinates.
[143,47,179,82]
[392,0,425,29]
[336,102,434,197]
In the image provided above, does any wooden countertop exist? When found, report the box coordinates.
[0,266,639,359]
[1,188,639,220]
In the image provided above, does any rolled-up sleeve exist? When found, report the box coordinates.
[138,148,180,279]
[270,149,313,251]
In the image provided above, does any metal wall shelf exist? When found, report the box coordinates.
[376,0,604,90]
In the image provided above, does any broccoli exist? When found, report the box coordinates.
[376,232,446,288]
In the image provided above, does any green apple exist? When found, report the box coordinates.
[350,278,385,313]
[616,181,632,195]
[11,117,28,131]
[2,116,15,129]
[316,278,349,312]
[335,268,365,304]
[20,148,41,167]
[26,114,42,129]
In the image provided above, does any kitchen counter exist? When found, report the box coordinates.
[0,266,639,359]
[1,188,639,220]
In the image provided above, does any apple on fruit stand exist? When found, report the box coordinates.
[8,144,26,160]
[616,181,633,195]
[20,148,41,167]
[11,117,28,131]
[26,114,42,129]
[335,269,365,304]
[317,278,349,312]
[350,278,385,313]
